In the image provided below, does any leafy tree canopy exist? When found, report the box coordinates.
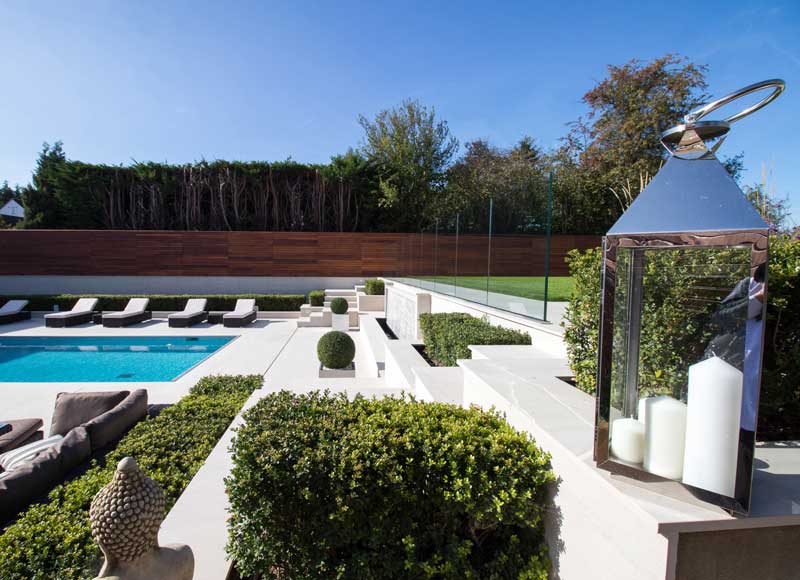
[359,99,458,230]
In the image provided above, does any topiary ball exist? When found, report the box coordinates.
[317,331,355,369]
[330,297,349,315]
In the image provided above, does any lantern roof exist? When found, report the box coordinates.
[607,155,768,236]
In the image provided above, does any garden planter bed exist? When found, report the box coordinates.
[375,317,398,340]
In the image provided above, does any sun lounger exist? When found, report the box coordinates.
[168,299,208,328]
[102,298,151,327]
[221,299,258,327]
[0,300,31,325]
[44,298,98,328]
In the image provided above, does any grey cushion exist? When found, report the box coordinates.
[0,418,43,453]
[0,427,90,522]
[50,391,129,436]
[84,389,148,451]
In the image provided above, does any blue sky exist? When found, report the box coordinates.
[1,0,798,223]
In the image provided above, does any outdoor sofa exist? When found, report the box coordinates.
[168,298,208,328]
[0,300,31,325]
[44,297,98,327]
[0,419,43,454]
[0,389,148,523]
[102,298,152,327]
[221,298,258,327]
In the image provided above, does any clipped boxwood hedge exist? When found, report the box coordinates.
[317,330,356,369]
[419,312,531,366]
[7,294,304,312]
[227,391,554,580]
[329,296,349,314]
[562,236,800,440]
[0,374,262,580]
[364,278,385,295]
[309,290,325,307]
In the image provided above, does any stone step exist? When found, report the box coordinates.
[412,366,464,405]
[468,344,564,362]
[300,304,324,316]
[358,315,387,378]
[297,310,332,327]
[324,300,357,308]
[324,289,357,297]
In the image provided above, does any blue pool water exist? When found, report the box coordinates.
[0,336,235,382]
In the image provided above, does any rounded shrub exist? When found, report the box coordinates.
[364,278,385,295]
[329,296,349,314]
[316,330,355,369]
[227,392,554,580]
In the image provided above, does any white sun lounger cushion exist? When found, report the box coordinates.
[0,300,27,314]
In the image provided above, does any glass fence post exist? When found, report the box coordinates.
[454,213,460,292]
[486,198,493,304]
[543,171,553,321]
[433,218,439,291]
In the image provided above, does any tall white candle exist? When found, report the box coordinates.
[610,418,645,464]
[682,356,743,498]
[638,396,655,424]
[643,396,688,480]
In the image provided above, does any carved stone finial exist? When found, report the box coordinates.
[90,457,194,580]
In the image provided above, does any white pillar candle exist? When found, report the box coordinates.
[638,396,655,424]
[610,418,645,464]
[682,356,743,498]
[643,396,688,480]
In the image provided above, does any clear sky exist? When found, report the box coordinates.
[1,0,798,223]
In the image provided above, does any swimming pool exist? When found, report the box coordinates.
[0,336,235,382]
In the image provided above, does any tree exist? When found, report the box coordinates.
[547,55,710,233]
[572,54,709,187]
[21,141,67,228]
[745,183,791,232]
[359,100,458,230]
[444,138,548,233]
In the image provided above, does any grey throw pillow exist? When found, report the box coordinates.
[49,391,129,436]
[84,389,148,451]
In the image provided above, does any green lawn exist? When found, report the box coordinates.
[415,276,574,302]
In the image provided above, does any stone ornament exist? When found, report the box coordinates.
[90,457,194,580]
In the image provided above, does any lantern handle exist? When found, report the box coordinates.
[685,79,785,125]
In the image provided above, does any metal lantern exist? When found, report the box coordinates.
[593,80,785,514]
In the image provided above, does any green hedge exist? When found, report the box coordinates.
[6,294,305,312]
[562,236,800,440]
[365,278,385,295]
[309,290,325,307]
[227,391,554,579]
[419,312,531,366]
[0,374,262,580]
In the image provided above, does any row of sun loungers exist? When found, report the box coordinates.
[0,298,259,328]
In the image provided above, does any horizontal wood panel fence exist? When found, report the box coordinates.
[0,231,600,277]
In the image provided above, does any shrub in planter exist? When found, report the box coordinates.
[317,330,355,369]
[0,374,262,580]
[365,278,385,295]
[227,391,554,580]
[562,237,800,440]
[419,312,531,366]
[309,290,325,307]
[329,296,349,314]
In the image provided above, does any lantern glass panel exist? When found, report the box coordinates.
[608,244,759,500]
